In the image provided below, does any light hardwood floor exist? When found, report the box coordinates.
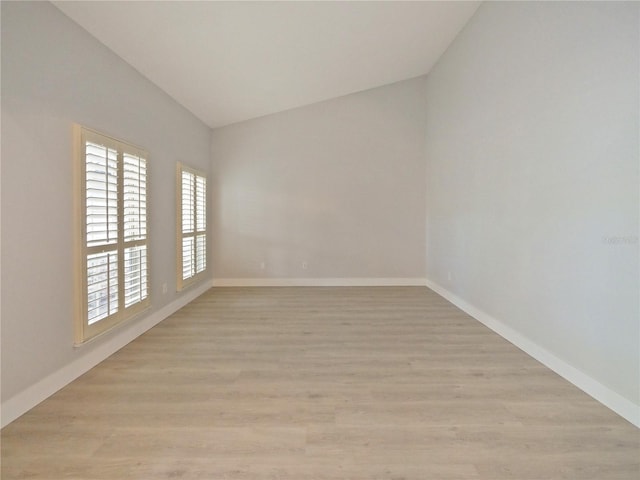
[2,287,639,479]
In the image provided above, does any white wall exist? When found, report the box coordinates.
[425,2,639,422]
[1,2,212,424]
[210,77,427,285]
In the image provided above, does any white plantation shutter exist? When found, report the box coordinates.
[195,175,207,274]
[182,171,194,234]
[123,154,147,242]
[85,142,118,247]
[122,153,148,308]
[124,245,147,307]
[86,251,118,324]
[177,164,207,290]
[76,126,150,343]
[85,141,119,325]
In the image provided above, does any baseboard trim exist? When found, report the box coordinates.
[425,278,640,428]
[212,277,427,287]
[1,282,212,428]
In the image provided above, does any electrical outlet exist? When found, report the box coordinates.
[162,283,168,294]
[302,261,308,270]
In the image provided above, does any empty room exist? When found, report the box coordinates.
[1,1,639,479]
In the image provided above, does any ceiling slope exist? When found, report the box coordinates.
[53,1,480,128]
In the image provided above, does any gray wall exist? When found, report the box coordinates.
[1,2,211,404]
[210,77,427,281]
[425,2,639,406]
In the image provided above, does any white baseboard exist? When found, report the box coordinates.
[425,278,640,428]
[1,282,212,428]
[212,277,427,287]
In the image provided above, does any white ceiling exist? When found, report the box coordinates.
[53,1,480,129]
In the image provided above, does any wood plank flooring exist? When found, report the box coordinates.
[2,287,639,479]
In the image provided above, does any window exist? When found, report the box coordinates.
[177,163,207,290]
[74,126,149,343]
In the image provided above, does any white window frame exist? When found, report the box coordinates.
[74,125,150,344]
[177,163,207,290]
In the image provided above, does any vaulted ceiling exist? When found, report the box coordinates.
[53,1,480,129]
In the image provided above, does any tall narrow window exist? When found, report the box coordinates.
[177,163,207,290]
[75,126,149,343]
